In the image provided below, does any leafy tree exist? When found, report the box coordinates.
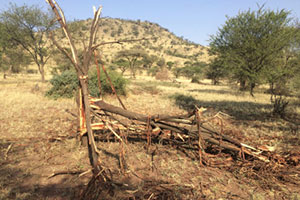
[3,48,31,73]
[264,45,300,96]
[51,49,73,74]
[157,58,166,69]
[0,22,10,74]
[0,22,31,75]
[51,48,85,74]
[206,58,227,85]
[116,47,147,78]
[166,61,175,70]
[209,6,296,95]
[181,61,206,82]
[112,58,130,75]
[142,54,158,71]
[0,3,55,82]
[172,67,182,78]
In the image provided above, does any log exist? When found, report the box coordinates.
[93,100,242,153]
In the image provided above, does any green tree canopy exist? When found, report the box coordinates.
[0,3,55,82]
[206,57,228,85]
[112,58,130,75]
[209,6,296,95]
[181,61,207,82]
[116,47,147,78]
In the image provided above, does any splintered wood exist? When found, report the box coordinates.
[78,96,275,164]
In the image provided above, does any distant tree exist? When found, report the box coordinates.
[157,58,166,69]
[0,22,10,75]
[166,61,175,70]
[51,49,74,74]
[206,57,227,85]
[112,58,130,75]
[0,3,55,82]
[3,47,32,73]
[172,67,182,78]
[0,22,31,75]
[209,6,296,95]
[181,61,206,82]
[142,54,157,69]
[116,48,147,78]
[132,25,139,37]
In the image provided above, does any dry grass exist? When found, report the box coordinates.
[0,73,299,199]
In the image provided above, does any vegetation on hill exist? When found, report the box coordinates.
[0,3,209,81]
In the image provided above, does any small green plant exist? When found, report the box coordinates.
[46,69,127,99]
[46,70,78,99]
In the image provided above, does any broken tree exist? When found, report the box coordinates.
[46,0,102,173]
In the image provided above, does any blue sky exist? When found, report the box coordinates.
[1,0,300,46]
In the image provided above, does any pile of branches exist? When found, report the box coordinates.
[89,99,273,164]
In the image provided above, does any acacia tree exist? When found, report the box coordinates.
[209,6,296,95]
[0,22,32,76]
[116,48,147,78]
[181,61,206,82]
[112,58,129,75]
[142,54,158,71]
[0,3,55,82]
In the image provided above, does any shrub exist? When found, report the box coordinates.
[88,69,127,96]
[191,76,200,83]
[46,70,78,99]
[46,69,127,99]
[147,66,159,76]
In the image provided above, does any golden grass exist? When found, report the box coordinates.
[0,74,299,199]
[0,75,76,139]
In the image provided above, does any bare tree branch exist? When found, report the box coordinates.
[92,37,155,50]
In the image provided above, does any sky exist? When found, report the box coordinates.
[1,0,300,46]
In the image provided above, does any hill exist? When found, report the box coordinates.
[47,17,210,71]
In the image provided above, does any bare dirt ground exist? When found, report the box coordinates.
[0,74,300,199]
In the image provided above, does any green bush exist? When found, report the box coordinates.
[46,70,78,99]
[88,69,127,97]
[46,69,127,99]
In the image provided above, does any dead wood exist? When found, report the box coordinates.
[46,0,102,174]
[93,100,246,155]
[4,143,13,160]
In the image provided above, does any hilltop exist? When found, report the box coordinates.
[48,17,210,70]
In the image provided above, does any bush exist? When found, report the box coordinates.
[147,66,159,77]
[46,69,127,99]
[88,69,127,97]
[46,70,78,99]
[191,76,200,83]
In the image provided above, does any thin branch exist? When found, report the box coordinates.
[49,32,77,68]
[4,144,13,160]
[92,37,155,50]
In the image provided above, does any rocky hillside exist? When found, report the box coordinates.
[49,17,210,69]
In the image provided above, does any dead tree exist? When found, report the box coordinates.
[46,0,102,173]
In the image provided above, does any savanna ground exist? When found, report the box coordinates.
[0,73,300,200]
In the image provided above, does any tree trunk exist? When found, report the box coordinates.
[250,82,255,96]
[38,63,46,83]
[80,79,100,172]
[239,79,246,91]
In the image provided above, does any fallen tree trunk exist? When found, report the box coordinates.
[93,100,242,153]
